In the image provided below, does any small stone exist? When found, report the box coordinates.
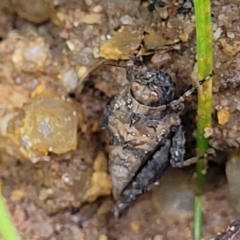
[120,15,133,25]
[91,121,100,132]
[227,31,235,39]
[84,172,112,202]
[98,234,108,240]
[151,53,171,66]
[62,173,73,185]
[92,5,103,13]
[60,69,78,91]
[82,13,102,24]
[217,109,230,125]
[93,152,108,172]
[71,226,85,240]
[77,66,87,78]
[38,188,54,201]
[11,0,54,23]
[7,90,78,161]
[182,1,193,9]
[204,127,213,138]
[92,47,99,58]
[179,32,189,42]
[129,221,140,232]
[153,234,163,240]
[37,222,54,238]
[84,0,93,6]
[11,189,26,200]
[66,40,75,51]
[236,102,240,111]
[11,36,51,73]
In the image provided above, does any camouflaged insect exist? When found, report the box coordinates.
[100,67,211,217]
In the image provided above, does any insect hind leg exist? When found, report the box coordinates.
[170,125,213,168]
[113,139,171,218]
[170,125,186,167]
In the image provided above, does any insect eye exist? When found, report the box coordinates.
[130,81,140,92]
[150,90,158,96]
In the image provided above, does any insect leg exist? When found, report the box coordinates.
[99,98,116,128]
[170,125,186,167]
[181,148,217,166]
[113,139,171,218]
[181,153,208,167]
[170,125,212,167]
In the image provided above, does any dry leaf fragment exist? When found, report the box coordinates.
[99,26,142,60]
[220,39,240,56]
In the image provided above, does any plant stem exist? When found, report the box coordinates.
[194,197,203,240]
[0,194,20,240]
[193,0,213,239]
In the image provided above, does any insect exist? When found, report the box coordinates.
[100,64,213,217]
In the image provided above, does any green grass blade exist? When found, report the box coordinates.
[0,194,20,240]
[194,197,203,240]
[193,0,213,239]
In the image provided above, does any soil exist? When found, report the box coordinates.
[0,0,240,239]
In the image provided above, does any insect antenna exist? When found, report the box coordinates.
[168,71,214,110]
[181,71,215,99]
[103,60,128,68]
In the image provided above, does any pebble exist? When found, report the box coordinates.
[153,234,163,240]
[78,66,87,78]
[120,15,133,25]
[213,28,222,40]
[61,69,78,91]
[84,0,93,6]
[7,90,78,160]
[129,222,140,232]
[98,234,108,240]
[92,5,103,13]
[227,31,235,39]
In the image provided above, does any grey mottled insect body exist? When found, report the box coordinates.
[101,70,187,216]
